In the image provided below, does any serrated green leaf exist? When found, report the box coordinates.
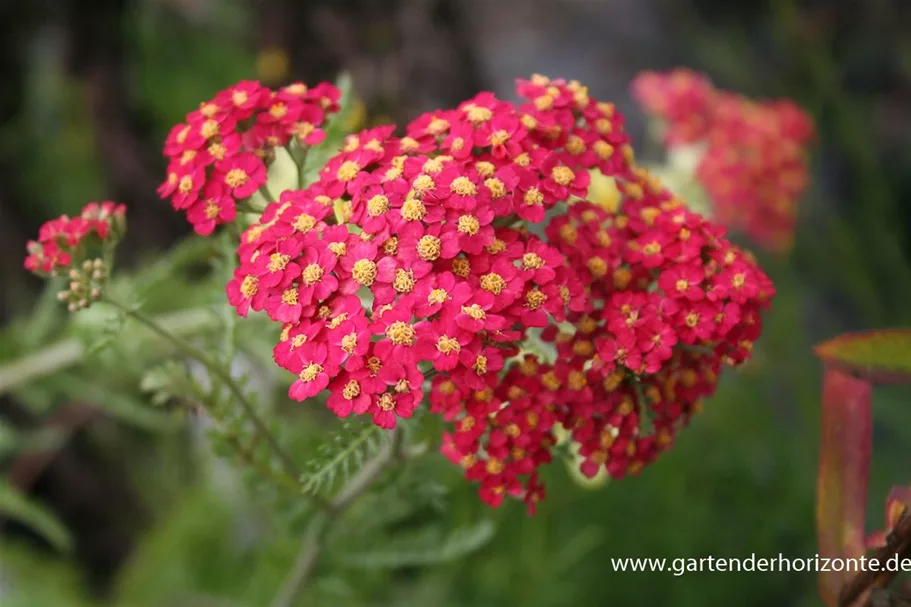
[300,419,390,498]
[814,329,911,384]
[0,480,73,552]
[333,519,495,569]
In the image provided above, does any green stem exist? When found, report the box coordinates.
[0,307,218,396]
[269,428,405,607]
[102,296,304,488]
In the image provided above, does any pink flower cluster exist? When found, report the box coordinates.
[209,73,775,513]
[24,202,126,276]
[632,68,814,253]
[156,80,341,235]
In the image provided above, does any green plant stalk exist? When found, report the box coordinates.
[0,307,218,396]
[102,295,309,496]
[270,428,405,607]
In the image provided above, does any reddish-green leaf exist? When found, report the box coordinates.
[817,366,872,606]
[814,329,911,384]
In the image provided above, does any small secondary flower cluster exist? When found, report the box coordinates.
[24,202,125,311]
[632,68,814,253]
[207,74,774,513]
[24,201,125,276]
[156,80,341,236]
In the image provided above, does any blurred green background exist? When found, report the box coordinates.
[1,1,911,606]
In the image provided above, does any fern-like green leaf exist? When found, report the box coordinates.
[332,519,495,569]
[300,418,390,498]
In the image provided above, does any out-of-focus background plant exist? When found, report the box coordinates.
[1,1,910,606]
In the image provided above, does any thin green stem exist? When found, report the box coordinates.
[0,307,218,396]
[269,428,405,607]
[102,296,305,489]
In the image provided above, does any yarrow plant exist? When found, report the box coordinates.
[632,68,815,254]
[25,73,775,520]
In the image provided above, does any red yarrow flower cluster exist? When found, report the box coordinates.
[631,68,814,253]
[157,80,341,236]
[24,201,126,276]
[160,74,776,514]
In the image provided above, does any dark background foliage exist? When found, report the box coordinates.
[1,1,910,605]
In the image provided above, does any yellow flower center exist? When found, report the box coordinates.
[341,333,358,354]
[385,321,415,345]
[685,312,700,328]
[473,355,488,375]
[270,103,287,119]
[351,259,377,286]
[412,174,435,193]
[525,289,546,310]
[417,235,442,261]
[675,279,689,292]
[299,363,323,382]
[551,166,574,185]
[281,288,298,305]
[541,372,561,391]
[436,336,461,354]
[450,176,477,197]
[452,258,470,277]
[565,135,586,155]
[240,275,258,297]
[232,91,248,106]
[522,253,544,270]
[328,242,347,256]
[573,339,594,356]
[593,141,614,160]
[401,198,427,221]
[732,273,746,288]
[568,370,587,391]
[367,356,382,375]
[208,142,226,161]
[643,242,662,256]
[336,161,360,181]
[461,304,486,320]
[200,119,219,139]
[428,117,450,134]
[367,195,389,216]
[291,334,307,349]
[523,187,544,206]
[483,177,506,199]
[428,288,448,305]
[466,106,493,124]
[393,269,415,293]
[399,137,419,152]
[422,158,445,174]
[342,380,360,399]
[301,263,324,285]
[268,253,290,273]
[480,273,507,295]
[178,175,194,193]
[490,130,509,146]
[587,257,608,278]
[377,393,396,411]
[327,313,349,330]
[225,169,249,189]
[486,239,506,254]
[457,215,480,235]
[204,200,220,219]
